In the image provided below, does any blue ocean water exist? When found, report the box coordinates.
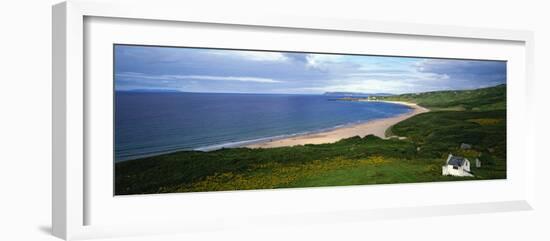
[115,92,412,162]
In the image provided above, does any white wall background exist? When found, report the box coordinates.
[0,0,548,240]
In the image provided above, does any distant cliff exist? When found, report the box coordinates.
[323,92,393,97]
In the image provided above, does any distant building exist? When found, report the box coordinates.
[442,154,473,177]
[460,143,472,150]
[475,158,481,168]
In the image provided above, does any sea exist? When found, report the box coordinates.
[115,92,412,162]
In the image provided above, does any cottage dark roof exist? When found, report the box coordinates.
[448,156,466,166]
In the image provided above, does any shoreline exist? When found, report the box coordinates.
[245,101,429,149]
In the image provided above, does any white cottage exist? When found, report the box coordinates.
[442,154,473,177]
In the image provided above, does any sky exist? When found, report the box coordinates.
[114,45,506,94]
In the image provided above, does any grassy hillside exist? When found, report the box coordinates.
[115,84,507,195]
[377,84,506,111]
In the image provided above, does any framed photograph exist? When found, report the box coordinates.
[53,0,535,240]
[113,44,507,194]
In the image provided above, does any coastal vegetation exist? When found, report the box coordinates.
[377,84,506,111]
[115,84,506,195]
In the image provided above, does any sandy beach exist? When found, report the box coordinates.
[245,101,429,149]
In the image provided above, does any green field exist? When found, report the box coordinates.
[115,84,507,195]
[377,84,506,111]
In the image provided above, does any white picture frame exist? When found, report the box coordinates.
[52,0,535,240]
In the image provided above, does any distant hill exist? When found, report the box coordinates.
[323,92,394,97]
[376,84,506,111]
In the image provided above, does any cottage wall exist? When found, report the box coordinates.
[463,160,470,172]
[442,165,473,177]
